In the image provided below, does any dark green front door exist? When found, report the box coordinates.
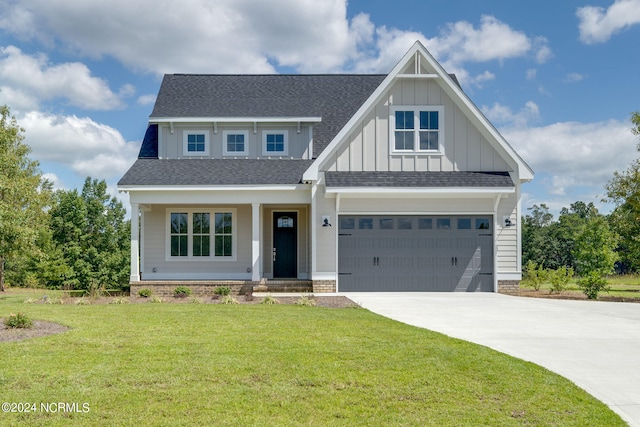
[273,212,297,278]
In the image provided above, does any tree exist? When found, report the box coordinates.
[605,111,640,271]
[47,178,130,290]
[0,105,50,291]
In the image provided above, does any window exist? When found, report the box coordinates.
[167,209,235,260]
[223,130,249,156]
[359,218,373,229]
[391,106,443,153]
[397,217,413,229]
[214,213,233,257]
[340,217,355,230]
[379,218,394,229]
[457,218,472,230]
[418,218,433,229]
[183,130,210,156]
[262,130,288,155]
[437,218,451,229]
[476,218,491,230]
[170,213,188,257]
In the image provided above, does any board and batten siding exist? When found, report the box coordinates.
[157,123,312,160]
[325,78,511,174]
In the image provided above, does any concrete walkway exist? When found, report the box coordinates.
[344,292,640,426]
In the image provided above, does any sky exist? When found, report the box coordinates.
[1,0,639,219]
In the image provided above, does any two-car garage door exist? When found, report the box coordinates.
[338,215,493,292]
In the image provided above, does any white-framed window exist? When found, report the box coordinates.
[390,106,443,154]
[222,130,249,156]
[182,130,210,156]
[166,208,236,260]
[262,130,288,155]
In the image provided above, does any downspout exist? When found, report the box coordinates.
[493,194,503,293]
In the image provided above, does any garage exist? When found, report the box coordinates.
[338,215,493,292]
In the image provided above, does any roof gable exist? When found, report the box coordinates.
[303,41,534,182]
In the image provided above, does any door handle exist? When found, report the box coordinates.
[373,256,380,266]
[273,248,276,262]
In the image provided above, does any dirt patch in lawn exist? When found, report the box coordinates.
[518,289,640,303]
[0,320,69,343]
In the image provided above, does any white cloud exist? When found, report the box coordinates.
[502,119,637,196]
[577,0,640,44]
[565,72,586,83]
[42,172,65,191]
[526,69,537,80]
[19,111,140,180]
[137,94,156,106]
[482,101,540,128]
[0,45,123,111]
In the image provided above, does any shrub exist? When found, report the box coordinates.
[150,296,164,303]
[523,261,547,291]
[4,312,33,329]
[296,293,316,307]
[109,297,130,304]
[23,298,37,304]
[220,295,239,305]
[44,297,64,305]
[214,286,232,296]
[74,298,91,305]
[174,286,192,298]
[138,288,152,298]
[261,294,280,305]
[548,266,574,294]
[577,272,610,300]
[189,297,203,304]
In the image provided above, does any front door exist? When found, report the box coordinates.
[273,212,297,278]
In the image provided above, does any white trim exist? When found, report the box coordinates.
[120,184,310,192]
[389,105,444,155]
[152,117,322,123]
[262,130,289,156]
[311,272,337,281]
[141,272,251,281]
[326,187,515,195]
[222,130,249,156]
[182,129,210,156]
[396,74,439,79]
[165,208,238,261]
[497,272,523,281]
[271,209,299,279]
[130,203,140,282]
[251,203,261,281]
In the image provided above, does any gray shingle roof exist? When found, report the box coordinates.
[325,171,514,188]
[151,74,387,158]
[118,159,313,186]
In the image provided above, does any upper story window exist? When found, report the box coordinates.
[183,130,210,156]
[223,130,249,156]
[262,130,288,156]
[390,106,443,154]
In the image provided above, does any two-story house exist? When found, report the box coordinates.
[118,41,533,295]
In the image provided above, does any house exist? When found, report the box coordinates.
[117,41,533,295]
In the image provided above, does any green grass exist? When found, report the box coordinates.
[0,289,625,426]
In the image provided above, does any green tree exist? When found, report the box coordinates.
[605,111,640,271]
[47,178,130,290]
[0,105,50,291]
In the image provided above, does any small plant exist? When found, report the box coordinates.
[87,281,106,298]
[260,294,280,305]
[23,298,37,304]
[174,286,192,298]
[296,293,316,306]
[4,312,34,329]
[577,272,610,300]
[522,261,547,291]
[214,286,232,296]
[109,297,130,304]
[220,295,239,305]
[244,292,254,302]
[44,297,64,305]
[189,297,203,304]
[138,288,152,298]
[150,296,164,303]
[74,298,91,305]
[548,266,574,294]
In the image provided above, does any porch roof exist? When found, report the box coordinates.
[118,158,313,186]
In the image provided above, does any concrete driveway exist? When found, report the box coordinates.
[344,292,640,427]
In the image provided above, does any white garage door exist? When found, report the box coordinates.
[338,215,493,292]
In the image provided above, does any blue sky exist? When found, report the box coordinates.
[1,0,639,217]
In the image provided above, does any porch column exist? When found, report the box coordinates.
[251,203,261,282]
[130,203,140,282]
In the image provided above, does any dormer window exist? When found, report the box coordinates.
[223,130,249,156]
[262,130,288,155]
[183,130,210,156]
[390,106,443,154]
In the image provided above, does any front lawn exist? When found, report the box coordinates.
[0,289,625,426]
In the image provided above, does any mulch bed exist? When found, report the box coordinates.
[0,320,69,343]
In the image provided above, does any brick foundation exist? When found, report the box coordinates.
[497,280,520,295]
[130,281,253,298]
[312,280,336,293]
